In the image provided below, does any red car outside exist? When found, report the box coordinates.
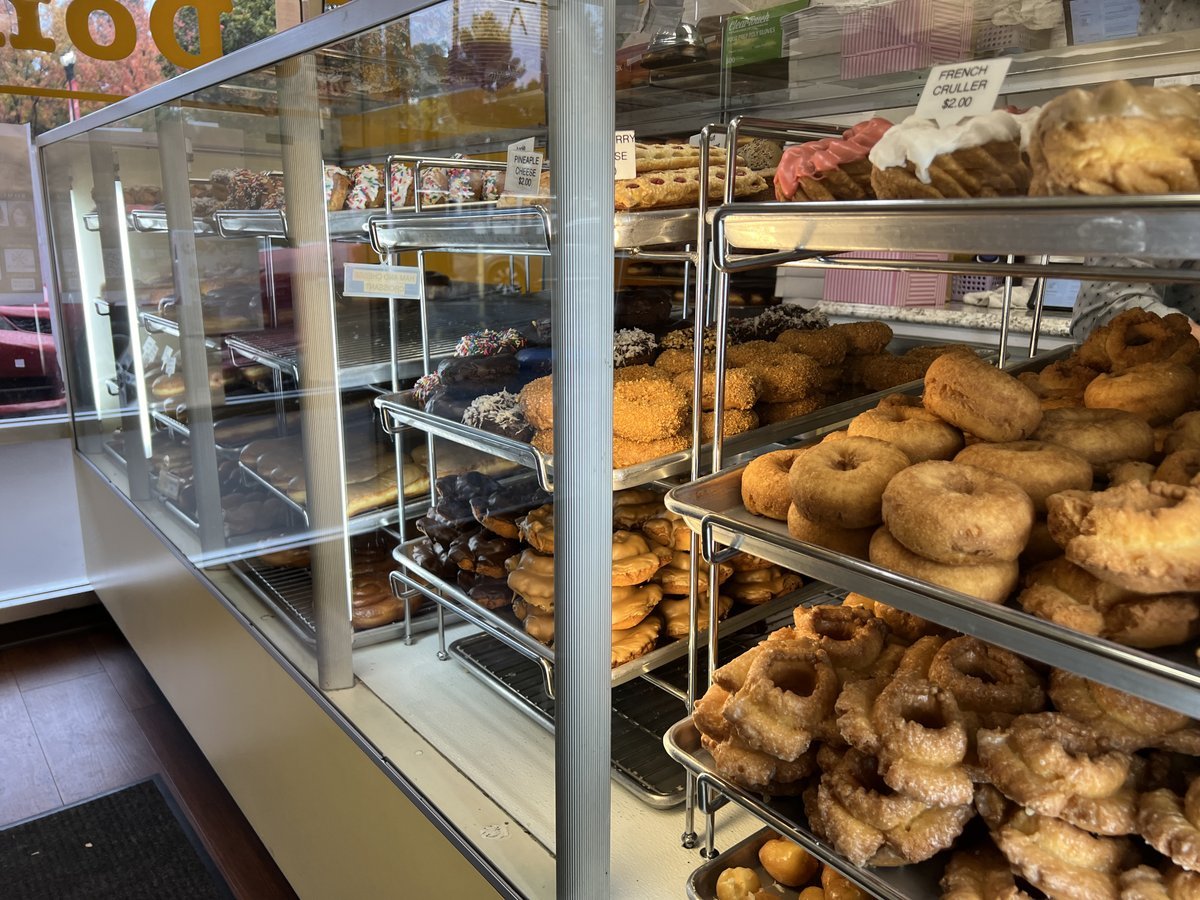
[0,303,65,416]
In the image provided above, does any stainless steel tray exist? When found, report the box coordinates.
[138,311,222,349]
[392,537,818,690]
[450,631,688,809]
[667,718,942,900]
[687,829,804,900]
[664,468,1200,720]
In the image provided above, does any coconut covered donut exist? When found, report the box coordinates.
[994,808,1134,900]
[1139,780,1200,873]
[848,396,964,463]
[953,440,1093,514]
[978,712,1141,835]
[1033,406,1156,476]
[923,352,1043,442]
[882,461,1035,565]
[789,436,911,529]
[787,503,874,559]
[1048,481,1200,593]
[1084,362,1198,426]
[870,527,1020,604]
[741,448,805,521]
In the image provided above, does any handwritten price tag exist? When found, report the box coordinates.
[914,57,1012,127]
[505,137,544,197]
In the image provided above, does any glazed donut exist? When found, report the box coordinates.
[1119,865,1200,900]
[792,605,887,678]
[742,448,805,521]
[611,583,662,629]
[978,712,1140,835]
[882,461,1034,565]
[701,733,816,795]
[821,866,872,900]
[1033,407,1155,475]
[758,396,828,424]
[745,353,823,402]
[1165,411,1200,455]
[1084,362,1198,426]
[672,368,761,411]
[870,527,1019,604]
[1052,481,1200,593]
[1138,780,1200,872]
[652,549,730,595]
[776,327,849,365]
[872,677,973,808]
[829,321,893,356]
[1104,308,1200,374]
[994,809,1133,900]
[1049,669,1193,752]
[517,503,555,553]
[927,636,1044,726]
[789,437,911,529]
[1157,450,1200,486]
[953,440,1093,513]
[715,867,761,900]
[940,844,1030,900]
[923,352,1043,442]
[692,683,734,742]
[847,398,964,463]
[351,575,393,608]
[518,375,554,430]
[351,596,407,629]
[758,836,819,888]
[723,640,839,760]
[1018,555,1200,649]
[506,548,555,612]
[611,531,669,586]
[847,592,941,642]
[641,510,691,551]
[612,379,689,442]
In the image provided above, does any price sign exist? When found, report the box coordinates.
[161,346,177,377]
[141,335,159,366]
[1155,74,1200,87]
[505,138,543,196]
[614,130,636,180]
[914,57,1012,127]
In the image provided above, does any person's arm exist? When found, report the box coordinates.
[1070,256,1191,341]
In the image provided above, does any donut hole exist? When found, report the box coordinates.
[955,657,1002,686]
[898,695,950,731]
[768,660,819,698]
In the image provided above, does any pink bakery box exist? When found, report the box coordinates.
[840,0,973,80]
[823,252,950,307]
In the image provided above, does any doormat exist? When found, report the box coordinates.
[0,777,233,900]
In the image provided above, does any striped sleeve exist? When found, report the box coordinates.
[1070,256,1185,341]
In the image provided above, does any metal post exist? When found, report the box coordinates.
[548,0,614,894]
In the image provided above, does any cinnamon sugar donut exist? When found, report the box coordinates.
[1084,362,1198,426]
[518,375,554,430]
[789,436,910,529]
[612,379,689,442]
[1033,406,1155,475]
[787,503,873,559]
[672,368,761,411]
[954,440,1093,513]
[758,395,827,424]
[776,327,849,365]
[744,353,823,402]
[881,461,1035,564]
[923,352,1042,442]
[869,527,1019,604]
[742,448,805,521]
[848,396,964,463]
[700,409,759,440]
[829,321,893,356]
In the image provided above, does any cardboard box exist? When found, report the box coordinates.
[840,0,974,80]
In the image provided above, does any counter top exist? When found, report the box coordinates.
[817,301,1074,337]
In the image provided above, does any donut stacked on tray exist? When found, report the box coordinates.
[740,309,1200,656]
[692,594,1200,898]
[505,488,803,666]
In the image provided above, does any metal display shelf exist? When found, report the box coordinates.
[210,207,379,241]
[450,631,688,809]
[665,464,1200,719]
[711,196,1200,273]
[81,210,213,234]
[138,311,222,349]
[150,408,191,441]
[392,537,815,692]
[666,719,942,900]
[229,554,437,648]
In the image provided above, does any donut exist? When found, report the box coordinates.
[1032,406,1155,475]
[742,448,804,521]
[1120,865,1200,900]
[948,442,1090,517]
[672,368,761,410]
[869,527,1019,604]
[612,363,668,384]
[700,409,760,440]
[611,614,660,666]
[1165,411,1200,454]
[652,549,731,595]
[994,809,1132,900]
[1050,481,1200,593]
[611,531,669,586]
[847,397,964,463]
[715,867,761,900]
[776,327,848,365]
[789,436,911,529]
[1138,780,1200,873]
[506,549,555,612]
[758,395,828,424]
[351,596,407,629]
[692,683,733,742]
[657,593,732,639]
[882,461,1035,564]
[723,565,801,604]
[828,321,893,355]
[940,844,1029,900]
[979,712,1140,835]
[928,636,1045,724]
[611,433,689,468]
[758,836,819,888]
[611,379,689,442]
[722,640,839,761]
[1084,362,1198,426]
[611,583,662,629]
[847,592,941,642]
[923,352,1043,442]
[725,340,791,368]
[822,866,872,900]
[1039,358,1102,394]
[1019,555,1200,649]
[860,354,927,393]
[1157,450,1200,486]
[872,677,972,808]
[516,503,555,553]
[641,510,691,551]
[701,733,816,795]
[612,488,664,529]
[652,348,701,374]
[1049,670,1193,752]
[744,353,823,402]
[518,375,554,430]
[1103,308,1200,374]
[1109,460,1157,487]
[792,605,887,678]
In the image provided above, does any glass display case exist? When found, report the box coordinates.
[38,0,1200,895]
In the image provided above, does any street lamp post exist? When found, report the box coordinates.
[60,50,77,122]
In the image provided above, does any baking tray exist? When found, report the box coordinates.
[393,537,823,690]
[687,829,808,900]
[666,718,942,900]
[229,553,438,647]
[450,631,688,808]
[139,311,222,349]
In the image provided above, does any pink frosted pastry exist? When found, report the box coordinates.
[774,118,892,201]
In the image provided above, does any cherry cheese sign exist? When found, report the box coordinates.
[6,0,228,69]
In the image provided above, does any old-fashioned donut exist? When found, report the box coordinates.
[923,352,1043,442]
[1033,406,1155,475]
[954,440,1093,513]
[789,436,911,529]
[869,527,1019,604]
[848,396,964,463]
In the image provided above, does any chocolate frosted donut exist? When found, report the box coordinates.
[437,354,517,385]
[462,390,533,442]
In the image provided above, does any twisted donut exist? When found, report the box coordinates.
[722,640,839,761]
[994,809,1133,900]
[848,397,964,463]
[790,437,911,529]
[1139,780,1200,873]
[978,712,1140,835]
[1049,670,1193,752]
[792,605,887,679]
